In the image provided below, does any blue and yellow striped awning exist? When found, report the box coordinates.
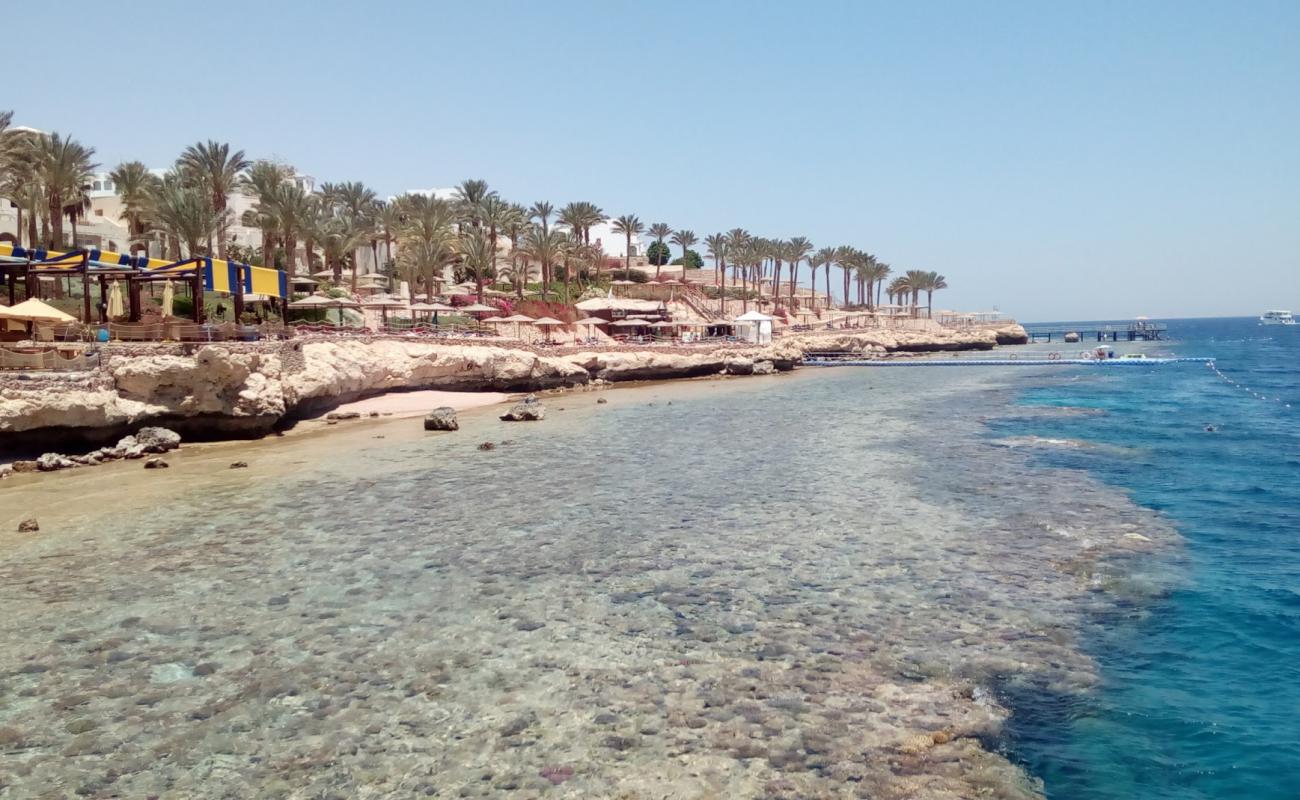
[0,243,288,299]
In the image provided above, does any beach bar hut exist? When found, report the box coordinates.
[733,310,775,344]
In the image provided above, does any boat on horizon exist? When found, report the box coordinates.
[1259,310,1296,326]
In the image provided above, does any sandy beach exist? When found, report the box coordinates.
[310,389,512,419]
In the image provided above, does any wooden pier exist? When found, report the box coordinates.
[1024,322,1167,344]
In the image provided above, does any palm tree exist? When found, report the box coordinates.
[322,214,370,287]
[803,249,819,310]
[611,214,644,274]
[147,174,222,258]
[329,181,379,292]
[831,246,857,309]
[272,183,311,275]
[529,201,553,235]
[923,271,947,318]
[812,246,836,311]
[240,161,293,267]
[108,161,159,254]
[395,194,457,300]
[376,201,403,275]
[888,275,912,312]
[177,140,249,258]
[518,226,570,301]
[459,228,497,302]
[453,179,495,231]
[645,222,672,278]
[28,132,97,248]
[670,229,697,269]
[905,269,929,316]
[559,201,605,245]
[871,261,892,309]
[501,204,530,295]
[723,229,751,315]
[786,237,812,307]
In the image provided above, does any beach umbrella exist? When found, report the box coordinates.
[0,298,76,324]
[458,303,497,313]
[498,313,536,339]
[107,280,125,319]
[161,280,175,318]
[531,316,564,342]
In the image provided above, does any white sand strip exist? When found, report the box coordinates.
[325,390,510,418]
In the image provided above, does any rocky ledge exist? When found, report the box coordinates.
[0,325,1025,450]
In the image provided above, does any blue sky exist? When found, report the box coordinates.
[11,1,1298,320]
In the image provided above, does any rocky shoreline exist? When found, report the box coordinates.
[0,324,1026,454]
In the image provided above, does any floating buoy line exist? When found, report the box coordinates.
[1206,361,1292,409]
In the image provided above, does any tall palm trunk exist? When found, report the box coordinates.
[624,233,632,273]
[824,267,830,312]
[720,256,727,316]
[809,266,817,310]
[14,208,22,247]
[214,191,228,259]
[741,266,748,313]
[47,196,63,248]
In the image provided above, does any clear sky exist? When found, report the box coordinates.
[10,0,1298,320]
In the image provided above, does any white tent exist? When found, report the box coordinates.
[733,310,775,344]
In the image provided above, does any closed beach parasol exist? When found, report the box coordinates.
[107,280,125,319]
[161,280,175,318]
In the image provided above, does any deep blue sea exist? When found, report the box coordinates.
[992,317,1300,798]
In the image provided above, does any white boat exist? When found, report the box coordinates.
[1260,310,1296,326]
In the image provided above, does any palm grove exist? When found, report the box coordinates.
[0,113,949,315]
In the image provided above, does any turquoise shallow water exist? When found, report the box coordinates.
[991,317,1300,798]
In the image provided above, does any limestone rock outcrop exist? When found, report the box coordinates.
[500,394,546,422]
[423,407,459,431]
[0,324,1025,448]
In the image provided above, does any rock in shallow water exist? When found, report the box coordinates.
[17,517,39,533]
[500,394,545,422]
[423,407,459,431]
[143,458,169,469]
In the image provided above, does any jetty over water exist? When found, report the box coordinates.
[1023,321,1167,343]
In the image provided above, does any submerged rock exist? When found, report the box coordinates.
[423,407,459,431]
[325,411,361,421]
[230,461,249,469]
[478,442,496,451]
[500,395,545,422]
[143,458,169,470]
[17,518,39,533]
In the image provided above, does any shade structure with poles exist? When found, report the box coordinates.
[457,303,497,314]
